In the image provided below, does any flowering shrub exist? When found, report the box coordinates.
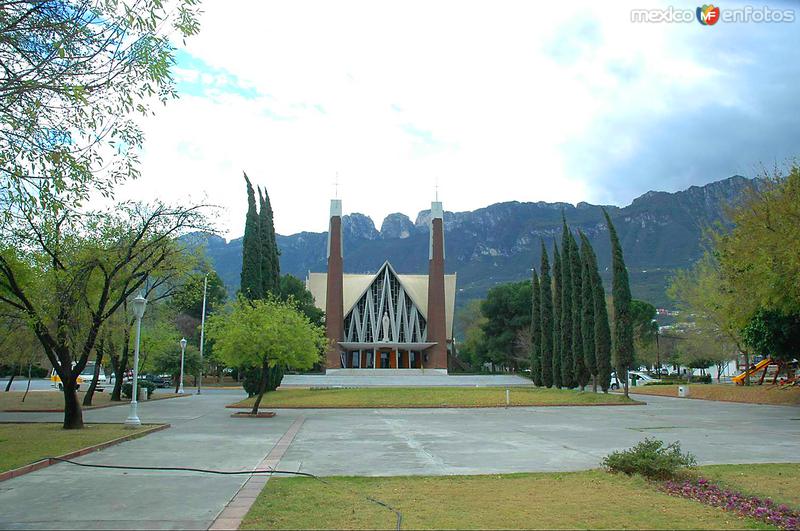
[663,477,799,530]
[602,438,696,480]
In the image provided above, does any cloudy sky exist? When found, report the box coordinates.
[117,0,800,238]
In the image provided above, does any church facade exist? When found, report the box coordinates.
[306,199,456,371]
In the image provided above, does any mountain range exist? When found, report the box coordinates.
[185,175,756,326]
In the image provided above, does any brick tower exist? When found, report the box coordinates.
[425,201,447,369]
[325,199,344,369]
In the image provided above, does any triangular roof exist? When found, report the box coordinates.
[305,263,457,339]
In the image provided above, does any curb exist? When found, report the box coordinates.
[225,401,645,410]
[0,423,170,482]
[209,416,306,530]
[2,393,190,413]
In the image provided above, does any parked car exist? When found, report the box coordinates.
[609,370,660,390]
[50,361,107,391]
[141,374,173,388]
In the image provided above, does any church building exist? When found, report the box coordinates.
[306,199,456,372]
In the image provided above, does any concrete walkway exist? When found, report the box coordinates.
[0,391,295,530]
[278,393,800,476]
[0,390,798,529]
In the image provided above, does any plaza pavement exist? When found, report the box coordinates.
[0,388,798,529]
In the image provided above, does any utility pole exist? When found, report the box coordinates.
[197,272,208,395]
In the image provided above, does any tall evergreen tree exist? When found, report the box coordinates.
[591,250,612,392]
[560,218,574,388]
[258,186,281,296]
[604,209,634,397]
[570,230,589,389]
[551,242,562,388]
[579,233,598,392]
[240,173,262,299]
[530,269,542,386]
[539,241,554,388]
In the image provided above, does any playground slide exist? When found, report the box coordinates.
[732,358,772,384]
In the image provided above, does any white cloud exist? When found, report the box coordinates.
[118,0,796,237]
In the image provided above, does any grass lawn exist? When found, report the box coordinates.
[0,422,148,473]
[240,470,771,530]
[628,384,800,406]
[228,386,640,409]
[0,391,183,411]
[693,463,800,508]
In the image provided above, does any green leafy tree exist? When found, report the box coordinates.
[169,270,228,320]
[480,280,532,371]
[741,308,800,365]
[207,297,325,414]
[278,274,324,326]
[579,233,597,391]
[604,209,634,397]
[552,242,562,388]
[560,218,574,388]
[240,173,262,299]
[258,187,281,296]
[530,269,542,385]
[0,202,207,428]
[569,230,588,389]
[152,344,201,394]
[456,299,488,370]
[1,0,201,217]
[715,164,800,316]
[539,241,554,388]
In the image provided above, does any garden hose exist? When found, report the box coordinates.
[40,457,403,530]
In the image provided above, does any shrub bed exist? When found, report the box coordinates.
[663,477,799,529]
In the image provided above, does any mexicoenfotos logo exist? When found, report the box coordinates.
[696,4,721,25]
[631,4,795,24]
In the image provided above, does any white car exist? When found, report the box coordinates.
[609,370,660,390]
[50,362,107,391]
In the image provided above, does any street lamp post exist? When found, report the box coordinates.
[197,273,208,395]
[125,294,147,428]
[178,337,187,394]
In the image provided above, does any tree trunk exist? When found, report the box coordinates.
[623,369,629,398]
[4,369,15,392]
[175,372,181,394]
[82,348,104,407]
[110,331,130,401]
[592,374,597,393]
[744,352,751,386]
[62,374,84,429]
[21,362,32,402]
[250,359,270,415]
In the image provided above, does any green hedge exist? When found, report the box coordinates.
[121,380,157,399]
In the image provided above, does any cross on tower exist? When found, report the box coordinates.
[334,172,339,199]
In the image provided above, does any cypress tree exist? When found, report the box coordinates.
[604,209,634,397]
[579,233,598,392]
[530,269,542,386]
[539,241,554,388]
[570,230,588,390]
[560,217,574,388]
[258,186,281,296]
[551,242,562,388]
[240,173,262,299]
[590,237,612,393]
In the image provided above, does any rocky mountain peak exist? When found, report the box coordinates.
[342,212,378,240]
[380,213,415,239]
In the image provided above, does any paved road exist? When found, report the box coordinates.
[0,390,798,529]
